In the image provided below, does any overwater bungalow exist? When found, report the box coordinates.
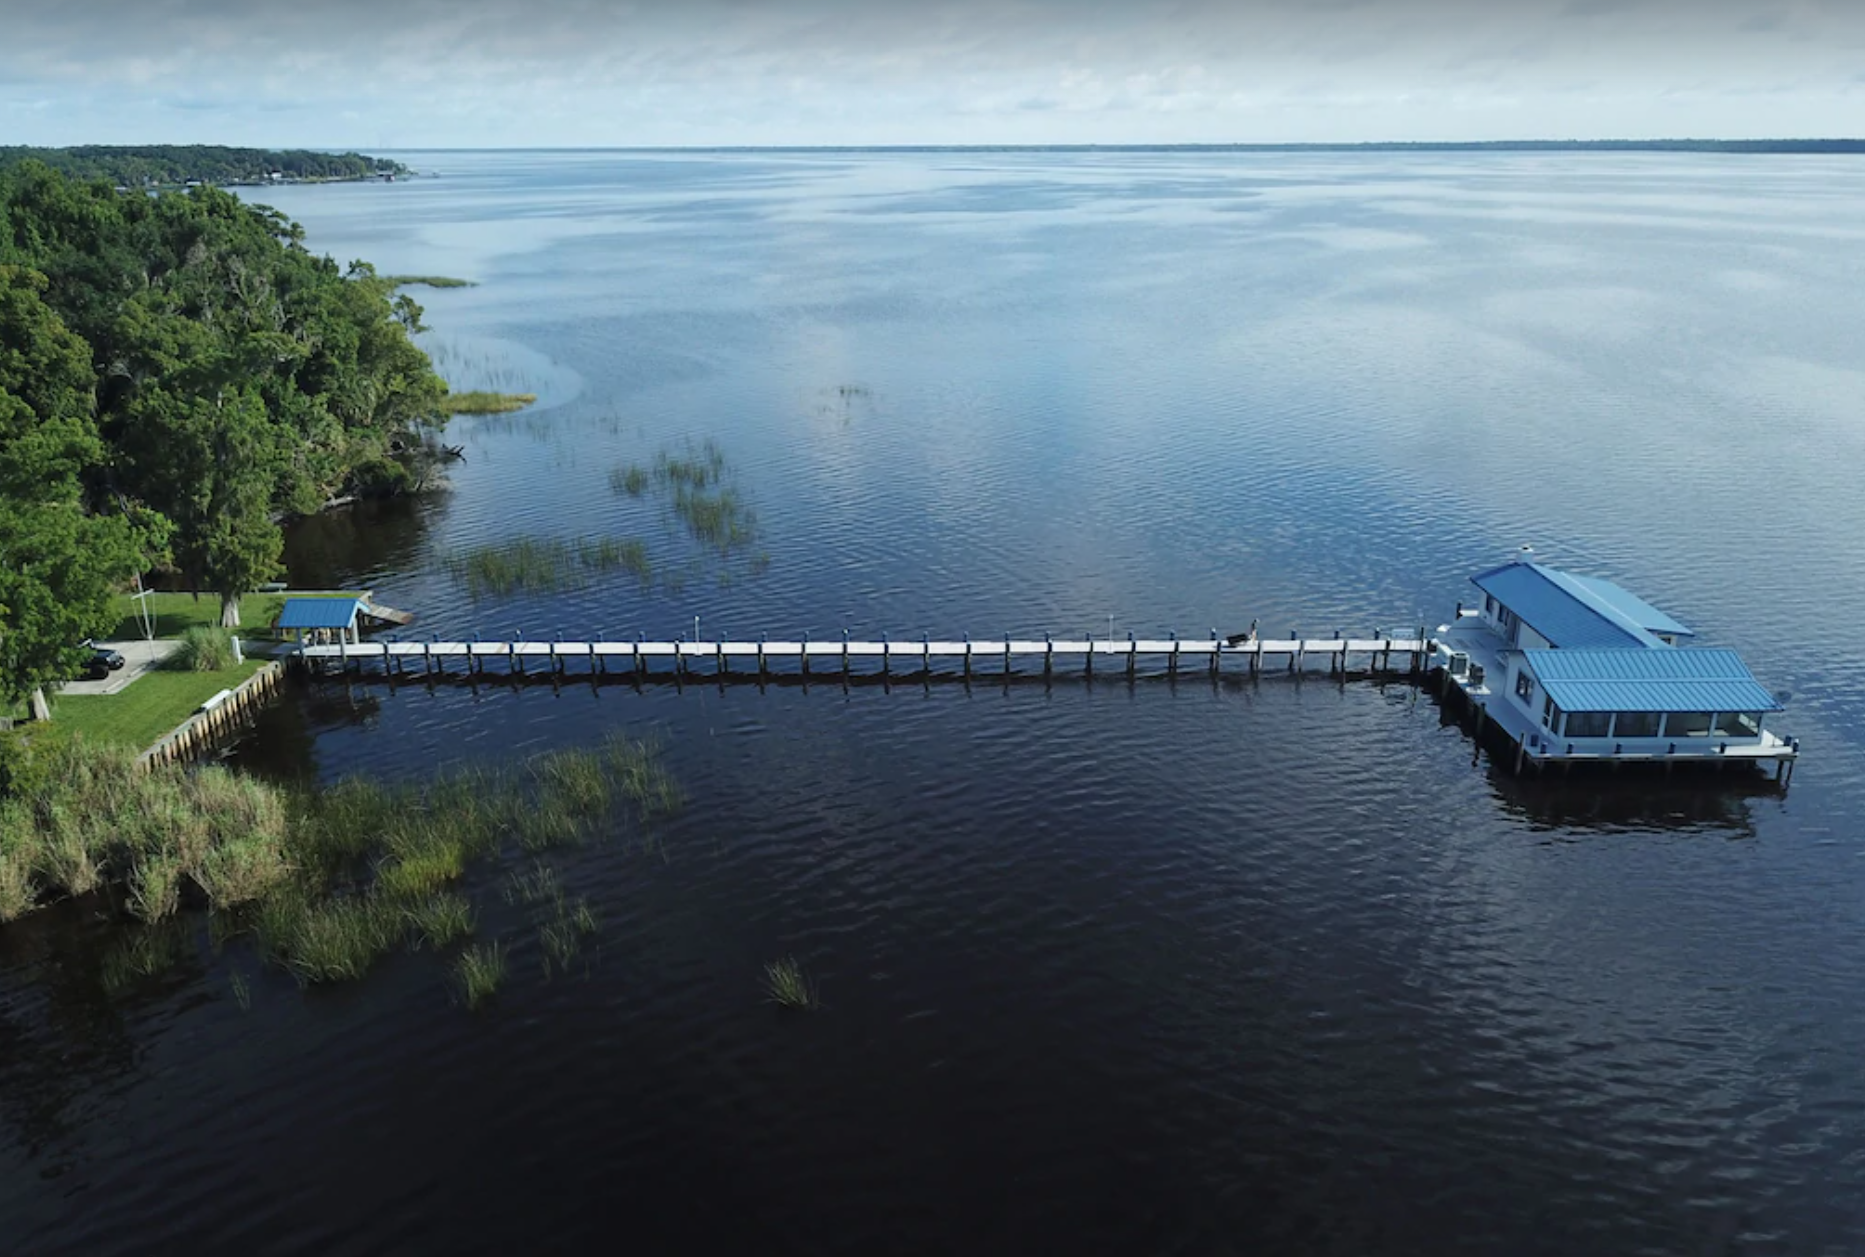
[1432,550,1797,778]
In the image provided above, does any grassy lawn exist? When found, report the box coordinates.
[45,661,268,750]
[107,590,362,640]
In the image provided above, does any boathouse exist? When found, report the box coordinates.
[1435,553,1793,772]
[275,596,364,646]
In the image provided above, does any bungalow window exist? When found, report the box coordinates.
[1663,712,1713,738]
[1614,712,1661,738]
[1515,671,1535,703]
[1542,696,1561,730]
[1484,595,1496,616]
[1711,712,1761,738]
[1565,711,1611,737]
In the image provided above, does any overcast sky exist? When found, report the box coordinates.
[2,0,1861,148]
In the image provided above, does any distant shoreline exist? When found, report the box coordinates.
[384,139,1865,156]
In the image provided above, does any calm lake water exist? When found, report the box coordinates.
[6,149,1865,1254]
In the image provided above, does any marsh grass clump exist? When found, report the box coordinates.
[762,956,818,1010]
[538,896,599,975]
[258,891,405,985]
[440,391,537,415]
[454,941,507,1009]
[174,625,235,672]
[100,920,193,993]
[2,737,680,999]
[603,734,683,819]
[386,275,477,289]
[440,535,653,598]
[654,439,726,491]
[127,851,184,923]
[404,892,475,950]
[607,437,765,577]
[609,463,650,497]
[671,483,758,556]
[505,861,561,908]
[0,812,33,922]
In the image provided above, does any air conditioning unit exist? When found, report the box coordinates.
[1468,662,1486,687]
[1448,651,1469,678]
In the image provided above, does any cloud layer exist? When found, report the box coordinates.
[2,0,1861,146]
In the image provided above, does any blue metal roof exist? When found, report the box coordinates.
[276,596,362,630]
[1471,561,1663,649]
[1524,648,1781,713]
[1558,572,1694,638]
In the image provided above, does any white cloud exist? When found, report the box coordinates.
[0,0,1858,145]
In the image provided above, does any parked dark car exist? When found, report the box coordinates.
[81,646,126,680]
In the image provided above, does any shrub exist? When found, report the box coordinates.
[175,625,235,672]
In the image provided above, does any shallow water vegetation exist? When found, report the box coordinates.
[386,275,477,289]
[455,941,507,1009]
[100,920,194,993]
[440,390,537,415]
[763,956,817,1010]
[258,891,405,985]
[405,892,476,950]
[1,737,679,999]
[440,534,653,598]
[609,464,650,497]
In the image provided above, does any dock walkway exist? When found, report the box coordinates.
[296,631,1430,680]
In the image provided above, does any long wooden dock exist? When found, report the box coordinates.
[295,630,1430,681]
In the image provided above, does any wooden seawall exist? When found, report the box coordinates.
[295,631,1431,682]
[138,661,287,770]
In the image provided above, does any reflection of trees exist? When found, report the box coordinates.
[0,907,204,1159]
[222,680,383,786]
[281,497,439,591]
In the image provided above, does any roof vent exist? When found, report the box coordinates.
[1516,544,1537,566]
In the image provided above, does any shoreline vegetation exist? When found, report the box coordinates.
[0,156,454,726]
[0,735,681,999]
[0,145,411,188]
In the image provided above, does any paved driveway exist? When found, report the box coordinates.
[60,639,183,696]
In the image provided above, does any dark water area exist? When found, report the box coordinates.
[7,150,1865,1254]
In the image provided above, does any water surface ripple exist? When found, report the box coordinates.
[5,150,1865,1255]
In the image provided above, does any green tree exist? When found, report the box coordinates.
[0,266,156,714]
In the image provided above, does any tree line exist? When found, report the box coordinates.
[0,146,410,188]
[0,160,449,715]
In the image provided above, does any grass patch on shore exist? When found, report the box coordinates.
[47,661,267,750]
[386,275,477,289]
[440,390,537,416]
[440,535,653,598]
[106,591,291,640]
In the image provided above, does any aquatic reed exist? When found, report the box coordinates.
[538,896,599,975]
[454,941,507,1009]
[440,391,537,416]
[259,892,404,985]
[404,892,476,949]
[439,535,653,597]
[763,956,817,1009]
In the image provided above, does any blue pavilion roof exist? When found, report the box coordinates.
[276,596,362,630]
[1471,561,1690,649]
[1524,648,1780,713]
